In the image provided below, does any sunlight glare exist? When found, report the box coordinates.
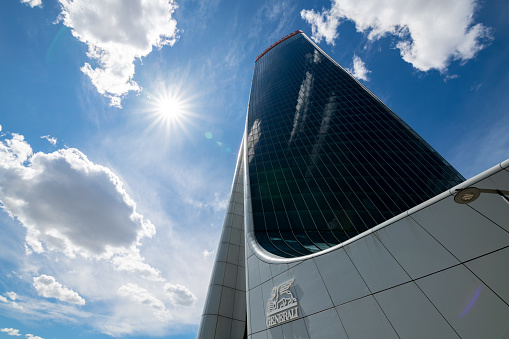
[157,97,182,120]
[142,81,200,143]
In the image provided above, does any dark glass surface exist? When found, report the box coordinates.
[246,33,465,258]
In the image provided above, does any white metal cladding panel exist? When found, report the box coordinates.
[269,262,289,278]
[259,259,272,285]
[336,295,397,339]
[375,281,460,338]
[197,314,218,338]
[210,261,226,286]
[246,287,252,335]
[465,246,509,305]
[280,318,309,338]
[203,284,222,315]
[233,288,247,321]
[215,316,233,338]
[198,149,247,339]
[232,214,243,229]
[216,238,229,262]
[266,267,291,286]
[288,260,334,317]
[247,255,261,288]
[220,223,233,243]
[226,244,240,266]
[234,202,244,216]
[230,228,243,247]
[235,191,243,204]
[232,319,246,338]
[245,232,254,258]
[218,286,236,319]
[220,226,233,250]
[467,170,509,232]
[375,217,460,280]
[416,264,509,339]
[227,200,235,213]
[469,192,509,232]
[303,308,348,339]
[239,242,246,267]
[344,233,410,293]
[236,265,246,290]
[266,324,283,339]
[249,285,266,333]
[287,260,302,268]
[223,263,239,289]
[251,330,268,339]
[410,196,509,262]
[224,213,233,227]
[313,247,370,306]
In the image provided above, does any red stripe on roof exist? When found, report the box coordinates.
[255,30,303,62]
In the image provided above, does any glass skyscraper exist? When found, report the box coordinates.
[198,31,509,339]
[246,30,463,258]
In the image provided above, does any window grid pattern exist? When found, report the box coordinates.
[246,33,465,258]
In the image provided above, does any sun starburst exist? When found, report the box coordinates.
[141,79,201,144]
[156,96,183,121]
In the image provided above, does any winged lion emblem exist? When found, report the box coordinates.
[267,278,297,315]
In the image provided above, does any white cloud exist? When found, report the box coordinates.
[346,55,370,81]
[6,292,18,301]
[11,302,24,310]
[300,5,341,45]
[26,335,44,339]
[0,133,155,260]
[110,249,162,281]
[202,249,214,258]
[0,293,23,310]
[33,275,85,305]
[301,0,491,71]
[185,191,228,212]
[0,131,207,336]
[55,0,179,107]
[20,0,42,8]
[40,135,57,146]
[211,192,229,211]
[24,243,32,255]
[0,133,32,165]
[0,291,92,325]
[117,283,170,321]
[163,283,197,307]
[0,328,21,336]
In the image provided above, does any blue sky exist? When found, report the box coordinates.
[0,0,507,338]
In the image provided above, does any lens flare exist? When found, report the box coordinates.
[460,285,482,318]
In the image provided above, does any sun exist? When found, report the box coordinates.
[157,97,182,120]
[141,78,202,143]
[149,90,188,128]
[142,83,198,142]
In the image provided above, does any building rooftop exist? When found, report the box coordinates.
[255,30,303,62]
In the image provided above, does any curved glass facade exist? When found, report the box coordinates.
[246,32,465,258]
